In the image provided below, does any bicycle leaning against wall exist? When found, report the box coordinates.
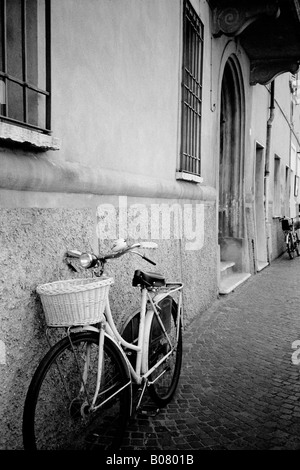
[280,217,300,259]
[22,239,183,450]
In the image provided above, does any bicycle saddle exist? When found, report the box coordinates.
[132,270,165,288]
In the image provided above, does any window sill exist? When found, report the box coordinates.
[176,171,203,184]
[0,122,60,151]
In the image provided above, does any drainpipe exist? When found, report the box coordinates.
[264,80,275,262]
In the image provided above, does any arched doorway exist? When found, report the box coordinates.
[219,55,249,291]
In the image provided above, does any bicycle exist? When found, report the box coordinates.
[22,239,183,450]
[280,216,300,259]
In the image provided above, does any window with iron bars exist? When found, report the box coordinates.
[0,0,51,134]
[179,0,203,178]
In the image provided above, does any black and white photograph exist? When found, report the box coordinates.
[0,0,300,458]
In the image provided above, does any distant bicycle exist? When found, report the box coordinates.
[280,217,300,259]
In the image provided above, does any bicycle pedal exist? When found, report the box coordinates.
[138,405,160,417]
[139,409,159,417]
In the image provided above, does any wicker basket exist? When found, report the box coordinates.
[36,277,113,327]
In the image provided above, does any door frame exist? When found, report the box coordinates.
[218,54,246,269]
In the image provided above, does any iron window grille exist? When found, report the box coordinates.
[0,0,51,134]
[180,0,203,177]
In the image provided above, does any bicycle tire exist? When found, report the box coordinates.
[295,233,300,256]
[147,296,182,407]
[23,330,131,450]
[287,233,294,259]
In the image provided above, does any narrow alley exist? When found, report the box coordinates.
[121,253,300,450]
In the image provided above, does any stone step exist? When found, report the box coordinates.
[220,261,235,276]
[256,260,269,272]
[219,272,251,295]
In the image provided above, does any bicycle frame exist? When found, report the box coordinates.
[72,281,183,415]
[279,216,299,256]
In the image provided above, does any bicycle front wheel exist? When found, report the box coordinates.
[287,233,294,259]
[148,296,182,407]
[295,233,300,256]
[23,331,131,450]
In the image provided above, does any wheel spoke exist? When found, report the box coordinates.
[23,332,130,450]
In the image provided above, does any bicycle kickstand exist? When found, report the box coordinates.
[134,378,160,417]
[135,378,148,411]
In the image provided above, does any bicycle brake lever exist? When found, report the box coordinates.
[66,262,79,272]
[129,249,156,265]
[142,254,156,266]
[63,257,79,272]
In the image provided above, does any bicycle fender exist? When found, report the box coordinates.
[103,331,131,378]
[141,310,154,374]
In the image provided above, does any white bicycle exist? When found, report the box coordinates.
[22,240,183,450]
[280,217,300,259]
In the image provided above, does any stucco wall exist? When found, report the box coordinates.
[0,194,217,449]
[0,208,95,449]
[0,0,219,200]
[0,1,219,448]
[50,0,181,181]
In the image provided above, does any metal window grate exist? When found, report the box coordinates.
[0,0,51,133]
[180,0,203,176]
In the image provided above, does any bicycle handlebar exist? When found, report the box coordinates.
[65,241,157,269]
[279,216,296,222]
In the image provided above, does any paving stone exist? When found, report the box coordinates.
[120,255,300,451]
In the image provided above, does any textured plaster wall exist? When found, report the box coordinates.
[0,208,95,449]
[0,0,221,449]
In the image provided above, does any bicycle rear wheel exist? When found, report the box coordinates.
[23,331,131,450]
[147,296,182,407]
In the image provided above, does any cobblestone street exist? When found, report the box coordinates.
[121,253,300,451]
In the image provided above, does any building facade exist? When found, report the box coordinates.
[0,0,300,449]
